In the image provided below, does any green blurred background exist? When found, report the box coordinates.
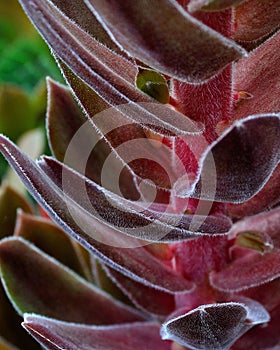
[0,0,62,179]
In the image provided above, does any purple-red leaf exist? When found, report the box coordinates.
[23,315,171,350]
[161,301,269,350]
[19,0,198,136]
[49,0,121,52]
[210,207,280,291]
[192,114,280,203]
[0,136,192,293]
[227,164,280,218]
[104,266,175,316]
[38,155,231,242]
[234,0,280,42]
[14,211,89,279]
[233,31,280,121]
[85,0,246,83]
[0,237,145,324]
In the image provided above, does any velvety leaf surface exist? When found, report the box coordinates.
[38,156,232,241]
[188,0,244,11]
[49,0,121,52]
[232,303,280,350]
[85,0,245,83]
[0,237,145,324]
[14,211,89,279]
[161,301,269,350]
[210,208,280,291]
[227,164,280,218]
[192,114,280,203]
[104,266,176,316]
[0,136,192,293]
[23,315,171,350]
[233,31,280,121]
[19,0,198,137]
[47,74,140,200]
[0,183,33,238]
[46,78,87,162]
[234,0,280,42]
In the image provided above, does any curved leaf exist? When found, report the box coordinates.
[0,237,145,324]
[233,31,280,121]
[234,0,280,42]
[23,315,171,350]
[0,136,192,293]
[161,301,269,350]
[85,0,245,83]
[192,114,280,203]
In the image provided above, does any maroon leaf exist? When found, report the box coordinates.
[49,0,121,52]
[0,183,33,238]
[85,0,246,83]
[233,303,280,350]
[234,0,280,42]
[19,0,199,136]
[38,155,232,241]
[192,114,280,203]
[46,78,87,162]
[161,301,269,350]
[14,211,89,279]
[0,237,145,324]
[210,248,280,292]
[0,136,192,293]
[227,164,280,218]
[104,266,175,316]
[23,315,171,350]
[233,31,280,121]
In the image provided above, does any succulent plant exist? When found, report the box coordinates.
[0,0,279,349]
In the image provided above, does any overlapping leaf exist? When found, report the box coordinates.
[161,301,269,350]
[23,315,171,350]
[38,155,232,241]
[233,31,280,121]
[0,136,192,293]
[234,0,280,42]
[192,114,280,202]
[210,208,280,291]
[0,237,145,324]
[85,0,245,83]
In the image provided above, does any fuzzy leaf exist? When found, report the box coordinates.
[0,237,145,324]
[85,0,246,83]
[104,267,175,316]
[38,156,232,242]
[210,207,280,291]
[0,136,192,293]
[161,301,269,350]
[19,0,197,137]
[0,183,33,238]
[49,0,121,52]
[23,315,171,350]
[14,211,89,279]
[192,114,280,203]
[234,0,280,42]
[227,164,280,218]
[233,31,280,121]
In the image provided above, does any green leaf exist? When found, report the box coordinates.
[136,69,169,104]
